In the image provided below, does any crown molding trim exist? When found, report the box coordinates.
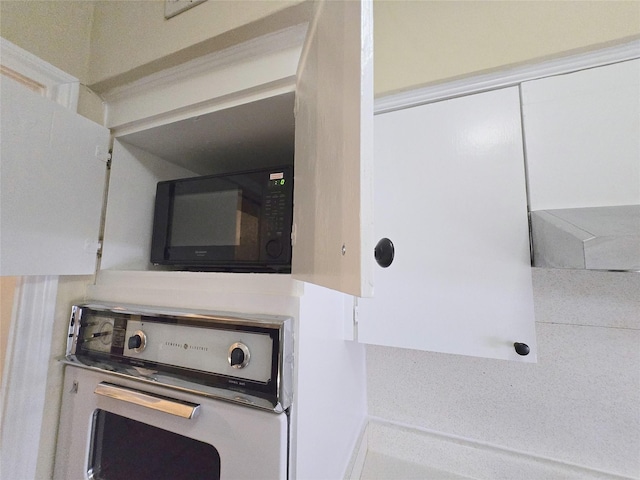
[102,23,307,131]
[0,37,80,111]
[375,39,640,114]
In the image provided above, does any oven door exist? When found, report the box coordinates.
[54,367,288,480]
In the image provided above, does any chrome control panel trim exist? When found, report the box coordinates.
[64,302,294,413]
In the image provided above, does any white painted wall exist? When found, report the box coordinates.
[365,268,640,478]
[294,283,367,480]
[35,276,95,479]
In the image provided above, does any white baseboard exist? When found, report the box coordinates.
[345,422,369,480]
[357,418,635,480]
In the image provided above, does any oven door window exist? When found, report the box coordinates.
[89,410,221,480]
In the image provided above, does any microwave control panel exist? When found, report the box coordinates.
[263,170,291,260]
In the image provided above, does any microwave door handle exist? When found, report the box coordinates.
[94,382,200,419]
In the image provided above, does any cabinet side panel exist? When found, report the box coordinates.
[100,140,198,271]
[294,283,367,479]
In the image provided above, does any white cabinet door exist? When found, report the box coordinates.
[357,87,537,362]
[0,78,110,276]
[293,0,374,297]
[522,59,640,211]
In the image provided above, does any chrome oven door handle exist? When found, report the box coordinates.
[94,382,201,419]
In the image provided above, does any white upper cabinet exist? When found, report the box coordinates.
[0,78,110,276]
[292,0,374,297]
[97,0,374,298]
[357,87,537,361]
[1,1,374,297]
[521,59,640,211]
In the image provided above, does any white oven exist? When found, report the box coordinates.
[53,303,293,480]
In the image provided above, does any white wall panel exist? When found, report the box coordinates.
[100,140,197,271]
[522,59,640,210]
[294,283,367,480]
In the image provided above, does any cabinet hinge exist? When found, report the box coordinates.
[343,296,360,342]
[84,239,102,256]
[352,297,359,341]
[352,297,359,324]
[95,146,112,165]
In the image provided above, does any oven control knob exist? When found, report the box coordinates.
[127,330,146,353]
[228,342,250,369]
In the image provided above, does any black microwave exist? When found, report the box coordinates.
[150,166,293,272]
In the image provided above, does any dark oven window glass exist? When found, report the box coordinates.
[89,409,221,480]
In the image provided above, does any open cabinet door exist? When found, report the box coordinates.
[292,0,374,297]
[1,78,110,276]
[357,87,537,361]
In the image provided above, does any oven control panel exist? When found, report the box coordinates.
[118,319,272,383]
[66,303,293,411]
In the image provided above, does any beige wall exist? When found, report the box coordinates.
[2,1,638,96]
[0,1,94,83]
[87,0,307,91]
[0,0,308,91]
[374,0,640,95]
[0,0,308,118]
